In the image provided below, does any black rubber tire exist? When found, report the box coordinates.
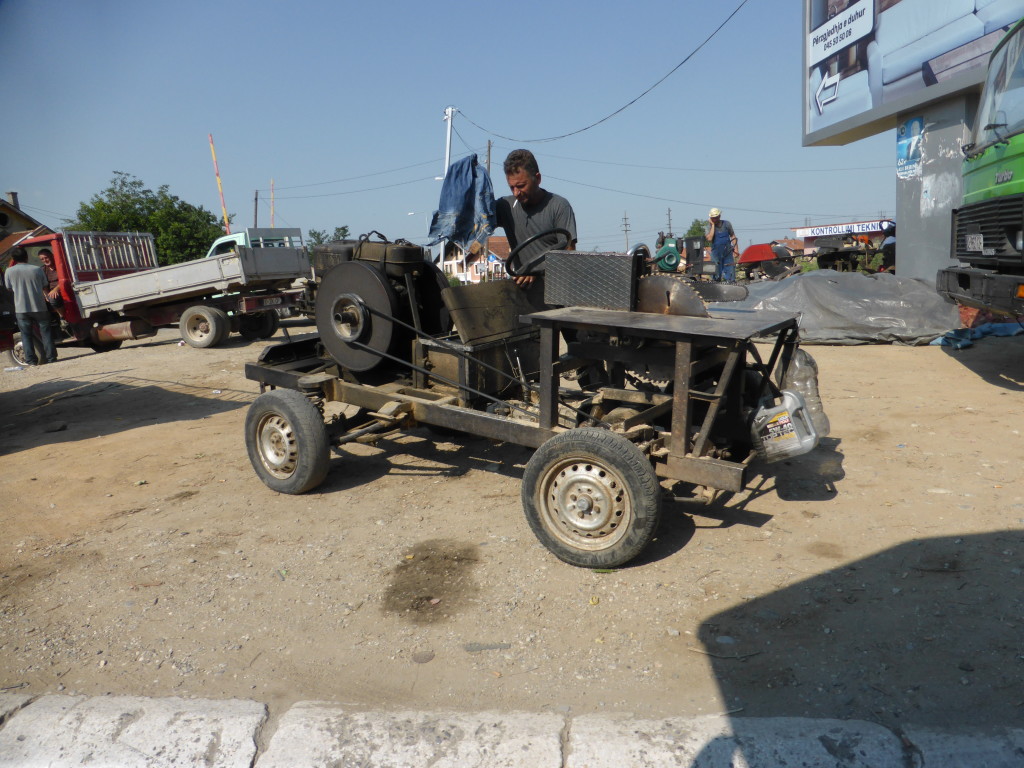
[261,311,280,338]
[180,306,229,348]
[239,311,280,341]
[245,389,330,494]
[522,428,661,568]
[87,339,124,354]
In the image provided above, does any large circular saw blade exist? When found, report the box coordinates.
[627,274,709,389]
[315,261,399,372]
[635,273,710,317]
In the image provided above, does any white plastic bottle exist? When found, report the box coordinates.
[779,348,830,438]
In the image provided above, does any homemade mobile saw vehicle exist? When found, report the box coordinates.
[243,231,824,568]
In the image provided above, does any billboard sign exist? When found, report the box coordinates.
[804,0,1024,146]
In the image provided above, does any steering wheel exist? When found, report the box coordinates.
[505,228,572,278]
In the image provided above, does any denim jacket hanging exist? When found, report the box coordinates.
[427,154,496,253]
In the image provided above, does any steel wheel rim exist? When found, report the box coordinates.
[257,413,298,479]
[186,314,212,341]
[12,340,28,366]
[538,456,631,551]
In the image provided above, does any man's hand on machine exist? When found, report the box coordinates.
[513,275,535,287]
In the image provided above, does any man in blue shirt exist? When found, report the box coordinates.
[3,247,57,365]
[705,208,739,283]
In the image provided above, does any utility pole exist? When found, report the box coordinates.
[622,212,631,250]
[440,106,457,279]
[253,190,258,228]
[666,208,673,235]
[487,140,492,177]
[442,106,456,180]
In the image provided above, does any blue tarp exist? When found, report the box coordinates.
[929,322,1024,349]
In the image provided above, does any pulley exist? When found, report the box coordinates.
[315,261,401,372]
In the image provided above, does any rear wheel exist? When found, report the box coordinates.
[522,428,661,568]
[239,311,280,341]
[179,305,229,348]
[245,389,330,494]
[87,339,124,354]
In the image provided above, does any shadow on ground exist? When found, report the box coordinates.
[0,374,251,455]
[939,333,1024,391]
[700,531,1024,740]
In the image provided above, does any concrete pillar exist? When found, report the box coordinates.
[895,95,977,281]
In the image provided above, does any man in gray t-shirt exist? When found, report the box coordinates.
[3,247,57,364]
[495,149,577,289]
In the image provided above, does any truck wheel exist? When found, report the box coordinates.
[239,311,280,341]
[245,389,330,494]
[522,428,661,568]
[180,306,229,348]
[87,339,124,353]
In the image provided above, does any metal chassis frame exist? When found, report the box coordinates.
[244,306,799,493]
[524,307,798,492]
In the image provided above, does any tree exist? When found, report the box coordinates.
[684,218,707,239]
[306,226,351,246]
[69,172,227,265]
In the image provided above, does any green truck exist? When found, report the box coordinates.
[937,17,1024,317]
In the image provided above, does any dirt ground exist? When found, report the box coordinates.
[2,319,1023,737]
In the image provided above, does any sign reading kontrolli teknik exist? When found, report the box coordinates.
[791,221,887,239]
[807,0,874,68]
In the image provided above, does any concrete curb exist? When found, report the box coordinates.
[258,702,564,768]
[0,695,265,768]
[1,694,1023,767]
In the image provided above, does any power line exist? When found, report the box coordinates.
[259,159,442,192]
[521,148,891,174]
[273,175,438,200]
[19,203,75,221]
[459,0,751,143]
[452,123,483,155]
[255,197,297,229]
[252,144,891,199]
[545,174,871,220]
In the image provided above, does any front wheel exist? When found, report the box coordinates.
[522,428,661,568]
[180,305,229,348]
[245,389,330,494]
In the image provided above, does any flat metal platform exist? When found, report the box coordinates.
[523,307,798,342]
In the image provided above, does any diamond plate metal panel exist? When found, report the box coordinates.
[544,250,640,310]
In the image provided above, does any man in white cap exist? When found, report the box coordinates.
[705,208,739,283]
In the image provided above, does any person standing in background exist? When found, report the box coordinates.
[3,247,57,365]
[705,208,738,283]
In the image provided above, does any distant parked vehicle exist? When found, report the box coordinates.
[737,242,802,281]
[3,228,309,365]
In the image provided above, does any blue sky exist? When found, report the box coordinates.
[1,0,895,253]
